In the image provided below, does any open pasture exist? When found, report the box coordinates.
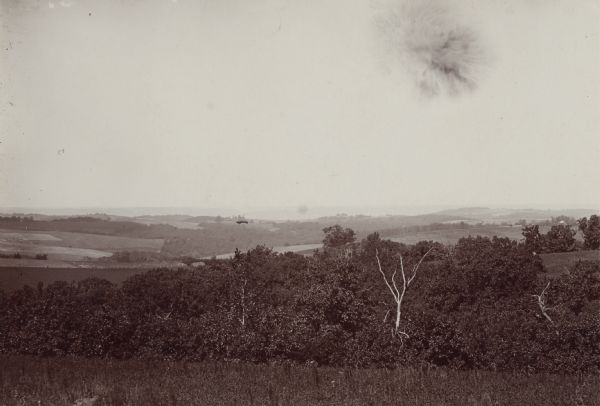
[389,225,525,245]
[45,231,164,252]
[0,229,164,262]
[208,243,324,259]
[1,356,598,406]
[0,232,61,241]
[0,242,111,261]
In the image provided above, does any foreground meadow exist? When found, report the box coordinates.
[1,356,598,406]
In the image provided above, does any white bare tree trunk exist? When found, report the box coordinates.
[376,247,432,338]
[239,278,247,327]
[533,281,554,325]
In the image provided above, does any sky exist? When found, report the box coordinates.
[0,0,599,216]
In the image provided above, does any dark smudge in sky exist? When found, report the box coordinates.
[375,0,487,97]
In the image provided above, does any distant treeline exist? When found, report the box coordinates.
[0,252,47,260]
[1,233,598,373]
[523,215,600,252]
[0,216,176,238]
[378,221,475,238]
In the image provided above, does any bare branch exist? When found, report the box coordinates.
[376,248,431,337]
[391,257,402,300]
[533,282,554,325]
[156,302,174,321]
[375,249,399,301]
[408,247,434,286]
[239,278,248,326]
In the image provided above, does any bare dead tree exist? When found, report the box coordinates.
[375,247,433,339]
[533,281,554,325]
[231,254,249,328]
[239,278,247,327]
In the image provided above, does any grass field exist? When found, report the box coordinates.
[0,356,598,406]
[207,243,324,259]
[389,225,526,245]
[541,250,600,277]
[0,229,164,262]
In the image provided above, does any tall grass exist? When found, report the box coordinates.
[1,356,598,405]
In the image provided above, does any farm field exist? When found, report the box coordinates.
[0,266,161,291]
[389,225,526,245]
[1,356,598,406]
[203,225,531,259]
[207,243,324,259]
[541,250,600,277]
[0,229,164,262]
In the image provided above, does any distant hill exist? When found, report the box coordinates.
[432,207,599,224]
[314,213,470,232]
[2,207,599,259]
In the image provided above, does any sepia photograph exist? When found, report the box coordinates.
[0,0,599,404]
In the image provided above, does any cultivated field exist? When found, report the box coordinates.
[207,243,324,259]
[1,356,598,406]
[0,229,164,263]
[389,225,525,245]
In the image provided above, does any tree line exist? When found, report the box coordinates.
[522,215,600,253]
[0,224,598,373]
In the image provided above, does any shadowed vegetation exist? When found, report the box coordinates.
[1,356,599,406]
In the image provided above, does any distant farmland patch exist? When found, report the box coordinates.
[389,225,525,245]
[204,243,323,259]
[0,229,164,263]
[0,232,61,242]
[34,231,164,251]
[541,250,600,277]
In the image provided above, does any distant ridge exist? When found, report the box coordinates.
[1,206,597,223]
[433,207,600,223]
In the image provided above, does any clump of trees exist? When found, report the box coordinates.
[522,223,577,253]
[0,252,47,260]
[578,215,600,250]
[322,225,356,248]
[521,214,600,254]
[0,225,598,373]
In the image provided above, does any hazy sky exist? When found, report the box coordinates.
[1,0,599,213]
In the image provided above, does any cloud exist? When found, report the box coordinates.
[375,0,487,97]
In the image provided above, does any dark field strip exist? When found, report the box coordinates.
[0,267,149,291]
[541,250,600,277]
[0,356,598,406]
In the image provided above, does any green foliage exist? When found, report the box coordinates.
[545,224,577,253]
[522,224,543,253]
[578,215,600,250]
[522,223,578,253]
[0,238,598,373]
[322,225,356,248]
